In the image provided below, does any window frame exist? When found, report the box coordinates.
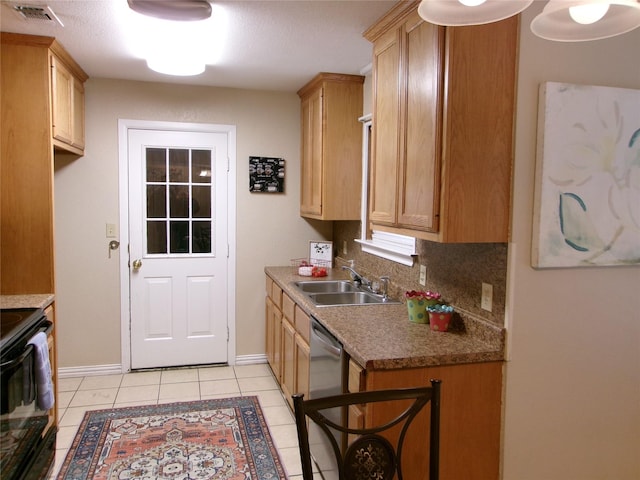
[356,114,416,266]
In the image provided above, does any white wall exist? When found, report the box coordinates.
[503,5,640,479]
[54,78,331,368]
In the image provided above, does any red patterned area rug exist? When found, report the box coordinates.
[57,396,288,480]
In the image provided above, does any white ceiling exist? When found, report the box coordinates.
[1,0,399,92]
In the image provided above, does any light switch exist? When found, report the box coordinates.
[419,265,427,286]
[106,223,117,238]
[481,283,493,312]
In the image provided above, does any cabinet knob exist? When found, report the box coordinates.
[132,259,142,271]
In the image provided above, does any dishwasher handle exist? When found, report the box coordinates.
[311,320,342,358]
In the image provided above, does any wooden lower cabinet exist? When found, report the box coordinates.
[44,304,57,428]
[265,275,311,407]
[348,358,503,480]
[295,333,310,400]
[265,277,282,383]
[281,316,296,405]
[294,305,311,401]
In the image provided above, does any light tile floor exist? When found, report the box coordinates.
[51,363,321,479]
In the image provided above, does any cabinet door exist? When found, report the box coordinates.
[44,305,56,428]
[265,296,277,377]
[281,317,296,407]
[72,77,85,149]
[300,88,323,216]
[439,18,517,243]
[397,14,443,232]
[295,334,310,400]
[370,27,401,226]
[50,54,73,146]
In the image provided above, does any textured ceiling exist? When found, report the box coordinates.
[0,0,399,92]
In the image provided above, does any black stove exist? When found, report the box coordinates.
[0,308,45,353]
[0,307,55,480]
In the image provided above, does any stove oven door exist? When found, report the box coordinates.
[0,321,56,480]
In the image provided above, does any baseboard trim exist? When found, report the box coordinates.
[58,364,123,378]
[57,354,268,378]
[235,354,267,365]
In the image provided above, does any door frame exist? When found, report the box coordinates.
[117,119,237,372]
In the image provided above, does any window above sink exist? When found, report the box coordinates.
[356,114,416,267]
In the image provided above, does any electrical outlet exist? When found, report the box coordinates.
[419,265,427,286]
[106,223,117,238]
[481,282,493,312]
[342,240,348,255]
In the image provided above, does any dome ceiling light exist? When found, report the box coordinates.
[417,0,533,26]
[531,0,640,41]
[126,0,219,77]
[127,0,212,21]
[417,0,640,41]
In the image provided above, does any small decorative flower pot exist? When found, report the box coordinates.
[428,312,452,332]
[406,298,428,324]
[427,305,454,332]
[405,290,442,324]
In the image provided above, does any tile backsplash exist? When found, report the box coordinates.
[333,221,507,326]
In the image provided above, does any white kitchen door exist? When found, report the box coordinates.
[128,129,228,369]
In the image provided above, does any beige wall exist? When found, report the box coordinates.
[503,4,640,479]
[54,79,331,368]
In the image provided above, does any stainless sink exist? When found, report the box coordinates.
[308,291,388,306]
[294,281,400,307]
[294,280,358,293]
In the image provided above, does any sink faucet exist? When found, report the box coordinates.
[342,265,370,288]
[380,276,390,302]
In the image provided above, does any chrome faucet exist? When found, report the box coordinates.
[342,265,370,288]
[342,265,392,301]
[380,276,390,302]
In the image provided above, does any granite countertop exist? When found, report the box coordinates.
[1,294,55,310]
[265,266,504,370]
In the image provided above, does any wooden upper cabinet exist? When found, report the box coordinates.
[297,73,364,220]
[369,27,401,226]
[299,87,323,216]
[369,11,444,232]
[365,2,517,243]
[1,33,87,295]
[51,52,86,153]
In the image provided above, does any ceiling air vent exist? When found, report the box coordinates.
[13,5,64,26]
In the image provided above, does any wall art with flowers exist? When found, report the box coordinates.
[532,82,640,268]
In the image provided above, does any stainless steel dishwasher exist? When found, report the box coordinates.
[308,316,345,480]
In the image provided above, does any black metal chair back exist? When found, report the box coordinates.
[292,379,441,480]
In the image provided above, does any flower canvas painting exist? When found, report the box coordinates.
[532,82,640,268]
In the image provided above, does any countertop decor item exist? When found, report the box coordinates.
[309,240,333,267]
[57,397,286,480]
[405,290,442,324]
[291,258,330,276]
[427,304,455,332]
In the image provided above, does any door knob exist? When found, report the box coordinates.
[132,259,142,271]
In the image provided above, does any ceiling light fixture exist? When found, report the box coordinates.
[417,0,534,26]
[124,0,227,77]
[127,0,212,21]
[531,0,640,41]
[417,0,640,42]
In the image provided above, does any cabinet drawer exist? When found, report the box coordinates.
[294,305,310,343]
[266,275,273,297]
[348,358,365,393]
[271,282,283,309]
[282,293,295,321]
